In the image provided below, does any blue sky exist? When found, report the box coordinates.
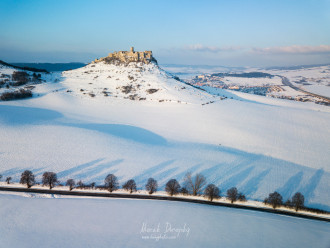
[0,0,329,66]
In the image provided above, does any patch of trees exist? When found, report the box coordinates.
[211,72,274,78]
[227,187,246,203]
[264,191,283,209]
[285,192,305,212]
[0,60,48,73]
[12,71,29,86]
[0,89,32,101]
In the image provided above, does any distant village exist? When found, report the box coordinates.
[187,73,329,106]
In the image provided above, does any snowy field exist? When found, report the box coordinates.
[0,62,330,211]
[0,192,329,248]
[222,76,282,86]
[263,65,330,98]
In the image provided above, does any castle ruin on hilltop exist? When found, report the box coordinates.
[93,47,157,65]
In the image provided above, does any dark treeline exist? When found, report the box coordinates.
[0,60,48,73]
[0,170,324,214]
[11,62,86,72]
[211,72,274,78]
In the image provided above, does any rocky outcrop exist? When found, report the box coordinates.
[93,47,157,65]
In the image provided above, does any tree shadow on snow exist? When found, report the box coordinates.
[0,105,63,125]
[65,123,168,146]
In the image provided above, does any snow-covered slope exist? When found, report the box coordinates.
[0,60,330,210]
[62,61,215,104]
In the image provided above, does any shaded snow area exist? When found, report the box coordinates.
[0,193,329,248]
[0,62,330,211]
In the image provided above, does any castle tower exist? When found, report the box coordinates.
[130,47,134,53]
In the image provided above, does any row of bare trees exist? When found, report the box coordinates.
[1,171,305,211]
[264,191,305,212]
[19,170,58,189]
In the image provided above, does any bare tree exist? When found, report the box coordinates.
[42,172,58,189]
[104,174,119,192]
[20,170,35,188]
[238,192,246,202]
[292,192,305,212]
[204,184,220,201]
[180,187,189,195]
[165,179,181,196]
[145,178,158,194]
[6,177,12,184]
[227,187,238,203]
[284,199,292,208]
[123,179,137,193]
[90,182,96,189]
[66,179,75,191]
[77,180,84,188]
[184,172,206,196]
[264,191,283,209]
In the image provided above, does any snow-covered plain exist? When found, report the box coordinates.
[0,192,329,248]
[261,65,330,98]
[0,61,330,211]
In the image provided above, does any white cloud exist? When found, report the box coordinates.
[184,44,242,53]
[252,45,330,54]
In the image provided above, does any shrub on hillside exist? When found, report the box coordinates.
[0,89,32,101]
[12,71,29,85]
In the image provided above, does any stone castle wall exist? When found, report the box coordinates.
[93,47,156,64]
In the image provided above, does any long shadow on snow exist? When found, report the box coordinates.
[64,123,167,146]
[57,158,105,178]
[73,159,124,180]
[241,168,271,197]
[276,171,304,200]
[300,169,324,204]
[0,105,63,125]
[135,160,176,186]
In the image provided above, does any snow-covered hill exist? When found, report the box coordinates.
[62,61,216,104]
[0,59,330,210]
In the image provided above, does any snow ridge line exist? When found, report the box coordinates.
[1,186,329,223]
